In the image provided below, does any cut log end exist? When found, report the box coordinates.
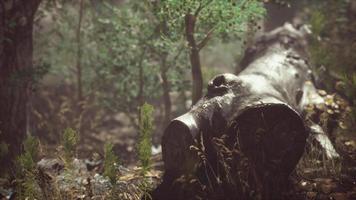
[236,104,307,177]
[235,104,307,199]
[162,119,199,179]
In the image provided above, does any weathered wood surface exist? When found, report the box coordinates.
[154,23,339,200]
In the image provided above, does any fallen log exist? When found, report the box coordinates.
[152,23,339,200]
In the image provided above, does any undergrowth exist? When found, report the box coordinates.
[166,131,254,200]
[16,135,41,200]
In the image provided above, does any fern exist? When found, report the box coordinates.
[138,103,154,174]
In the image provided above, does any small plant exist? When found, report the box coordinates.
[61,128,79,167]
[16,135,41,200]
[138,103,154,174]
[103,142,119,185]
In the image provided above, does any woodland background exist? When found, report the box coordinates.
[0,0,355,199]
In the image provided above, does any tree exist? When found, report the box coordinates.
[157,0,265,104]
[31,0,101,140]
[0,0,42,175]
[92,3,160,127]
[92,1,189,127]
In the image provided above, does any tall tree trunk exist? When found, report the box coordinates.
[76,0,84,101]
[0,0,41,175]
[185,14,203,105]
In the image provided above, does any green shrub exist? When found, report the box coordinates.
[138,103,154,174]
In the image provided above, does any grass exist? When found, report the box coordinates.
[297,139,342,179]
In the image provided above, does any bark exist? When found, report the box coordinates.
[0,0,41,175]
[154,23,339,200]
[185,14,203,105]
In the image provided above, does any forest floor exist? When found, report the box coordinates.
[1,131,355,200]
[286,133,356,200]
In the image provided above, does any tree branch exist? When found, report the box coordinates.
[194,0,213,17]
[197,27,215,51]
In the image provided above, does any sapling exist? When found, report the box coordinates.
[61,128,79,167]
[103,142,119,185]
[16,135,40,200]
[138,103,154,174]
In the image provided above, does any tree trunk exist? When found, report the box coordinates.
[75,0,85,101]
[185,14,203,105]
[154,24,339,200]
[0,0,41,176]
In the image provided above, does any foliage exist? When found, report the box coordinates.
[32,1,108,145]
[61,128,79,166]
[103,142,119,185]
[34,1,95,86]
[16,135,41,200]
[32,0,267,136]
[308,0,356,128]
[157,0,265,42]
[91,1,188,125]
[154,0,265,102]
[138,103,154,174]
